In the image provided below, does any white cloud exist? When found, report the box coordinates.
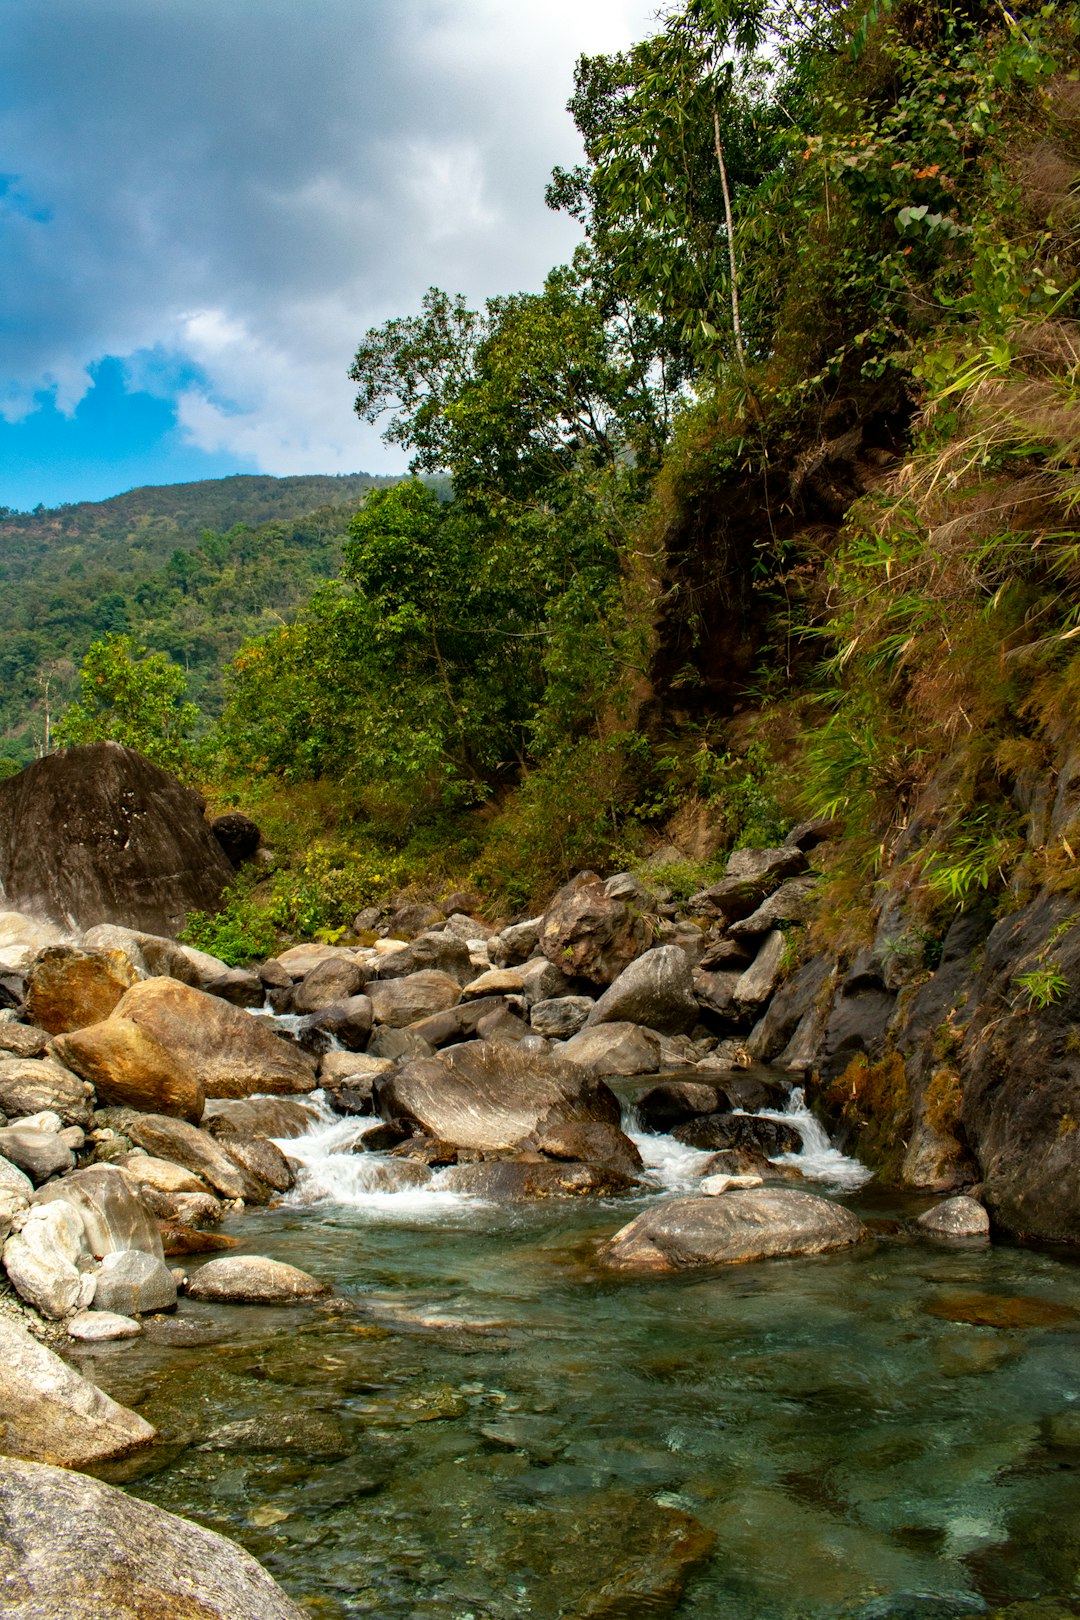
[0,0,660,475]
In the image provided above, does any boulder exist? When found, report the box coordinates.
[210,810,261,866]
[916,1196,990,1239]
[219,1133,294,1195]
[0,1156,33,1200]
[153,1191,223,1229]
[598,1188,867,1272]
[113,977,317,1098]
[0,1457,307,1618]
[727,875,819,941]
[408,994,511,1049]
[54,1017,205,1122]
[203,968,265,1008]
[533,1119,644,1177]
[311,993,373,1050]
[635,1080,729,1134]
[201,1095,319,1139]
[3,1201,87,1317]
[490,916,542,968]
[672,1112,802,1155]
[292,955,368,1013]
[520,957,572,1005]
[92,1249,177,1315]
[689,846,808,921]
[103,1110,267,1202]
[732,929,787,1017]
[474,1005,529,1046]
[0,1021,48,1059]
[24,945,139,1036]
[0,1056,94,1127]
[693,968,743,1019]
[80,922,205,986]
[116,1153,212,1197]
[560,1022,662,1077]
[783,817,840,850]
[0,1125,73,1183]
[530,995,594,1038]
[699,1172,764,1194]
[0,1323,155,1466]
[539,871,651,985]
[367,1027,435,1062]
[462,966,527,998]
[438,1160,637,1200]
[186,1254,329,1304]
[67,1309,142,1341]
[317,1050,391,1088]
[585,945,698,1036]
[34,1164,164,1259]
[373,930,474,986]
[367,970,462,1029]
[0,742,235,935]
[386,901,443,937]
[276,941,357,979]
[698,936,755,971]
[375,1039,621,1152]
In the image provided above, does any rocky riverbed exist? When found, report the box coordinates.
[0,830,1075,1616]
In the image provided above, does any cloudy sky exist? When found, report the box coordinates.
[0,0,659,510]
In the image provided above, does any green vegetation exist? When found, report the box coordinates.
[54,635,199,778]
[29,0,1080,951]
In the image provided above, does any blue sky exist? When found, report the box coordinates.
[0,0,657,512]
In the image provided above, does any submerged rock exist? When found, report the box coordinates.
[0,1456,307,1618]
[598,1188,867,1271]
[0,1318,155,1465]
[185,1254,329,1304]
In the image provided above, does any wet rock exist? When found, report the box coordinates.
[311,992,373,1050]
[203,967,265,1008]
[377,1038,621,1151]
[220,1133,294,1195]
[0,1455,307,1617]
[367,970,463,1028]
[55,1016,205,1122]
[0,1124,73,1183]
[201,1095,319,1139]
[160,1190,224,1228]
[159,1222,239,1256]
[0,1322,155,1466]
[924,1291,1077,1329]
[539,871,651,986]
[390,1135,460,1167]
[490,916,542,968]
[439,1159,636,1200]
[105,1110,267,1202]
[67,1308,142,1341]
[560,1021,662,1076]
[530,995,594,1038]
[186,1254,329,1304]
[0,1021,48,1059]
[292,955,368,1013]
[585,945,698,1036]
[533,1119,644,1177]
[374,930,473,986]
[672,1112,801,1155]
[728,875,819,941]
[635,1080,729,1133]
[3,1200,87,1317]
[702,1147,775,1178]
[917,1196,990,1239]
[599,1187,867,1271]
[199,1411,350,1458]
[24,945,137,1037]
[113,977,317,1098]
[574,1503,716,1618]
[34,1164,164,1259]
[211,810,261,866]
[92,1249,177,1315]
[0,1056,94,1127]
[0,741,235,935]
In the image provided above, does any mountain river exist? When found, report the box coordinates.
[67,1079,1080,1619]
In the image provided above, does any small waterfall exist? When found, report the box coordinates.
[752,1087,872,1190]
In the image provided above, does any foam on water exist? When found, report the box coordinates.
[628,1128,717,1195]
[757,1086,872,1190]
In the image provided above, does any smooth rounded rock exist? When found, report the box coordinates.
[34,1163,164,1260]
[560,1021,662,1077]
[917,1195,990,1239]
[186,1254,329,1304]
[3,1200,86,1317]
[0,1320,155,1466]
[67,1309,143,1341]
[0,1125,73,1184]
[56,1015,206,1122]
[92,1248,177,1315]
[598,1187,867,1272]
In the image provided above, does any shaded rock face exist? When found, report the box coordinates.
[597,1188,867,1271]
[0,1457,307,1618]
[24,945,138,1035]
[672,1113,801,1156]
[211,810,261,867]
[0,742,234,935]
[201,1096,319,1140]
[0,1318,155,1466]
[634,1081,729,1134]
[539,871,651,986]
[55,1016,206,1122]
[376,1039,622,1152]
[438,1160,636,1200]
[585,945,698,1036]
[559,1022,661,1077]
[533,1119,644,1178]
[114,977,317,1098]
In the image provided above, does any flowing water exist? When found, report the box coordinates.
[69,1081,1080,1619]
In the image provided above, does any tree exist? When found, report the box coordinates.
[54,634,199,777]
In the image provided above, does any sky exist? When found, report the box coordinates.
[0,0,660,511]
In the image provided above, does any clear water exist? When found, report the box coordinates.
[69,1085,1080,1620]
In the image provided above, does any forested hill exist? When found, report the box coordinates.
[0,472,401,767]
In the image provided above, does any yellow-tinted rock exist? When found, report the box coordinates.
[55,1017,204,1122]
[25,946,138,1035]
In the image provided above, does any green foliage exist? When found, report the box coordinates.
[181,885,281,968]
[1014,963,1070,1009]
[54,635,199,776]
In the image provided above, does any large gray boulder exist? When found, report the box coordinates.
[34,1164,164,1260]
[0,1317,155,1465]
[0,1457,307,1618]
[489,916,542,968]
[92,1249,178,1314]
[585,945,698,1035]
[530,995,594,1038]
[373,930,474,986]
[3,1201,87,1317]
[539,871,651,985]
[559,1021,662,1077]
[113,977,317,1098]
[186,1254,329,1304]
[0,742,234,935]
[598,1188,867,1272]
[366,970,462,1028]
[375,1039,621,1152]
[292,955,368,1012]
